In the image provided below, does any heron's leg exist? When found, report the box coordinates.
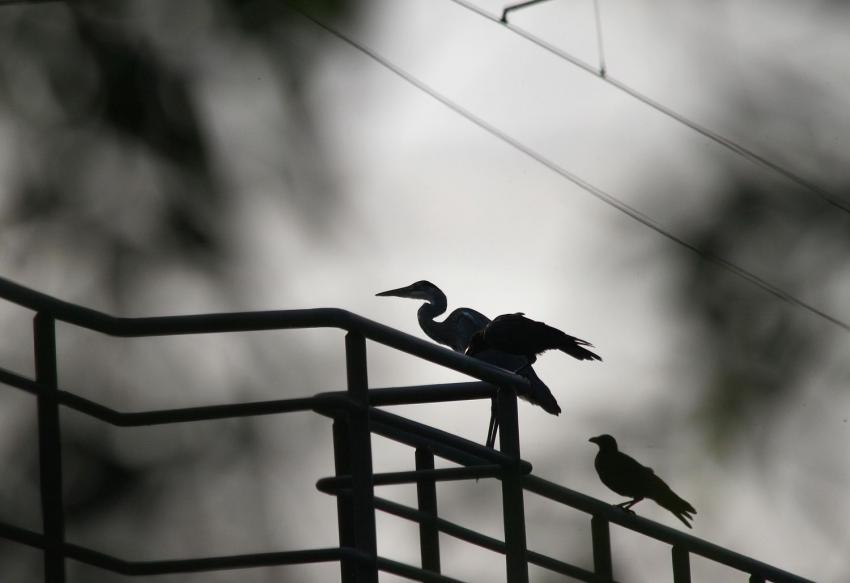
[485,396,499,449]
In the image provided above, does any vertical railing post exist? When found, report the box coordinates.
[34,313,65,583]
[332,417,356,583]
[415,447,441,573]
[345,332,378,583]
[591,515,613,581]
[497,387,528,583]
[672,546,691,583]
[749,575,766,583]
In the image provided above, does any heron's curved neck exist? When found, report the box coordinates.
[417,289,448,343]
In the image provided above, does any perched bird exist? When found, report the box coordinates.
[589,434,696,528]
[471,348,561,448]
[376,280,490,353]
[376,281,560,448]
[465,313,601,364]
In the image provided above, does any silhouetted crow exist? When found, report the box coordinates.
[465,313,601,363]
[589,434,696,528]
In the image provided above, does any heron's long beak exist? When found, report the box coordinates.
[376,285,413,298]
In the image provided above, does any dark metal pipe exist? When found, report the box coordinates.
[591,515,613,581]
[369,420,492,469]
[333,419,357,583]
[672,546,691,583]
[523,476,815,583]
[34,314,65,583]
[366,381,496,406]
[370,497,601,582]
[370,408,533,472]
[497,388,528,583]
[376,556,465,583]
[0,276,529,390]
[345,332,378,583]
[415,448,441,574]
[317,465,504,492]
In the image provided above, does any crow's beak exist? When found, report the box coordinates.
[588,436,599,444]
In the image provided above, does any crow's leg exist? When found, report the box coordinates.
[617,498,642,511]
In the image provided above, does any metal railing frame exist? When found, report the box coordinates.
[0,275,814,583]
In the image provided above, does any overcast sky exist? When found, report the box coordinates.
[1,0,849,581]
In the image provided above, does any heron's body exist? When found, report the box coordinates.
[416,297,490,353]
[376,281,561,447]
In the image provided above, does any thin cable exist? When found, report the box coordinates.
[593,0,607,76]
[0,0,61,5]
[447,0,850,216]
[287,4,850,334]
[500,0,556,23]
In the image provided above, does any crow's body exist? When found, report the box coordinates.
[589,434,696,529]
[466,313,601,363]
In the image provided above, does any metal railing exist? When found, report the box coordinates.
[0,275,814,583]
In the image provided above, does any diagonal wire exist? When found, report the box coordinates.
[447,0,850,216]
[0,0,62,5]
[287,4,850,334]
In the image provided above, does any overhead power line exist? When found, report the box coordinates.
[447,0,850,216]
[287,4,850,334]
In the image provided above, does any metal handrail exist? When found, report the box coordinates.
[0,275,528,389]
[522,476,814,583]
[0,276,816,583]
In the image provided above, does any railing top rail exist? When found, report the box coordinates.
[522,476,815,583]
[0,275,528,389]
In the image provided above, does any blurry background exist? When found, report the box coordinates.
[0,0,848,581]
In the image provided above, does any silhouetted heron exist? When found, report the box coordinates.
[376,280,490,352]
[376,281,560,448]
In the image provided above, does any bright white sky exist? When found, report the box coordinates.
[200,0,850,581]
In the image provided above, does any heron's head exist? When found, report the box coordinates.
[376,280,439,301]
[589,434,618,451]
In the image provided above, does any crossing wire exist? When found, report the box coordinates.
[447,0,850,216]
[287,4,850,334]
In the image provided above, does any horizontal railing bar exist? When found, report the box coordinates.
[372,496,601,581]
[0,366,495,427]
[525,549,609,582]
[366,382,497,406]
[317,465,505,492]
[370,408,533,472]
[58,390,356,426]
[523,476,815,583]
[0,276,528,390]
[0,364,40,396]
[369,420,492,468]
[87,547,367,576]
[0,519,368,575]
[374,496,506,555]
[376,556,466,583]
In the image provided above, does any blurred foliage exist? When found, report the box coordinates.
[0,0,361,302]
[682,171,850,453]
[0,1,363,579]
